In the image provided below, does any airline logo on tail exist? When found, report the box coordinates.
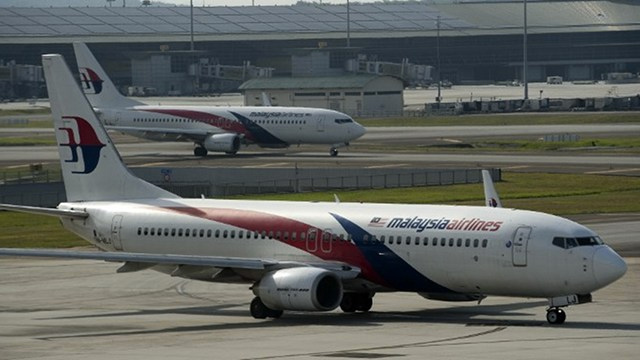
[79,67,103,94]
[58,116,105,174]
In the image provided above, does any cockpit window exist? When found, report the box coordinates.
[335,118,353,124]
[552,236,603,249]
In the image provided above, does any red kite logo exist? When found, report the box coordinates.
[79,67,103,94]
[58,116,105,174]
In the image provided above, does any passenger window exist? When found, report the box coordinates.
[406,236,411,245]
[473,239,479,248]
[215,229,220,237]
[185,229,190,236]
[388,236,394,244]
[432,238,438,246]
[440,238,446,246]
[396,237,402,245]
[165,228,170,236]
[449,238,454,247]
[143,227,149,235]
[238,230,243,239]
[465,239,470,247]
[178,228,183,236]
[423,237,429,246]
[284,231,289,241]
[171,228,176,236]
[482,239,488,248]
[150,228,155,236]
[223,230,228,238]
[268,231,274,239]
[380,235,386,244]
[137,227,141,235]
[292,232,297,241]
[207,229,212,238]
[363,234,369,244]
[457,238,462,247]
[276,231,281,240]
[414,236,420,245]
[230,230,235,239]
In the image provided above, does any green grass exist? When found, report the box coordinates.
[227,172,640,215]
[0,212,85,248]
[1,172,639,248]
[0,137,56,146]
[0,108,50,117]
[358,113,640,127]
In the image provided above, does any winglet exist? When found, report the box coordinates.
[482,170,502,208]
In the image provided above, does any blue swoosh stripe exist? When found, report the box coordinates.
[331,212,455,294]
[229,111,288,146]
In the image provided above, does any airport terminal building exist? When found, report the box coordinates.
[1,0,639,102]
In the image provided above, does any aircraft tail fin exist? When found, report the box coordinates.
[482,170,502,208]
[42,54,179,202]
[72,42,142,108]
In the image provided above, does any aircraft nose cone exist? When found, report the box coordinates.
[354,124,366,139]
[593,247,627,287]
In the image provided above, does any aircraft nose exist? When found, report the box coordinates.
[353,123,366,139]
[592,247,627,287]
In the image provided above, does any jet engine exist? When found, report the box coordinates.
[203,133,241,154]
[253,267,343,311]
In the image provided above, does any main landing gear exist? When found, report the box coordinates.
[250,297,283,319]
[330,147,339,157]
[194,146,208,157]
[546,308,566,325]
[339,293,373,313]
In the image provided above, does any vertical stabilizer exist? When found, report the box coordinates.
[482,170,502,208]
[42,54,179,202]
[73,42,142,108]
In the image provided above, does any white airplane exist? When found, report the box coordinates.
[73,42,366,157]
[0,54,627,324]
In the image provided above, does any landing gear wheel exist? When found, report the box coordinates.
[341,293,373,313]
[546,308,566,325]
[330,148,339,157]
[194,146,208,157]
[250,297,283,319]
[356,296,373,312]
[250,297,268,319]
[340,293,357,313]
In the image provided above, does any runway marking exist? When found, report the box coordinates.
[585,168,640,175]
[366,164,409,169]
[246,162,290,168]
[138,162,170,167]
[502,165,530,170]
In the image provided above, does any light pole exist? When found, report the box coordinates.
[523,0,528,100]
[190,0,194,51]
[436,15,441,108]
[346,0,351,48]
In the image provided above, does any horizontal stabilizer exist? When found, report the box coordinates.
[0,204,88,219]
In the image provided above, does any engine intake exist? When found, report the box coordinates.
[253,267,343,311]
[203,133,240,154]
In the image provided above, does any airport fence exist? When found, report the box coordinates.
[0,168,500,207]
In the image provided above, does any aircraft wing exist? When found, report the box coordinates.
[105,125,215,142]
[0,248,360,280]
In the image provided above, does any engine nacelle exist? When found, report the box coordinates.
[203,133,241,153]
[253,267,343,311]
[419,292,486,302]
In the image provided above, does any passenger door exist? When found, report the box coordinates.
[512,226,531,266]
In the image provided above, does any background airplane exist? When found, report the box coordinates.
[73,42,366,157]
[0,54,627,324]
